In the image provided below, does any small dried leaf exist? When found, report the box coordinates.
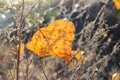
[2,49,10,63]
[101,31,108,37]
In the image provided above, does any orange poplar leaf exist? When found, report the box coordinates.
[112,0,120,10]
[26,20,82,66]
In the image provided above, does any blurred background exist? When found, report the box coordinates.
[0,0,120,80]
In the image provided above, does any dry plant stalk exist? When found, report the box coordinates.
[16,0,25,80]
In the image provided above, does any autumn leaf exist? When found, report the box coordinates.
[26,20,83,66]
[112,0,120,10]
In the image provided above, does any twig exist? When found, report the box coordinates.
[26,58,32,80]
[16,0,25,80]
[110,39,120,56]
[93,0,110,24]
[38,60,48,80]
[28,65,37,80]
[41,66,48,80]
[25,58,29,80]
[24,1,38,19]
